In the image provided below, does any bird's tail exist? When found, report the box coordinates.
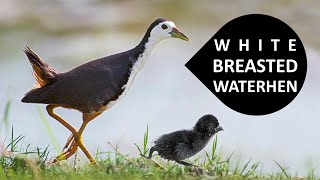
[24,46,58,88]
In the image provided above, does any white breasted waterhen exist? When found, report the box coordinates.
[22,18,190,165]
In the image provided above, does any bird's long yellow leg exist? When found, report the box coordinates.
[46,105,78,162]
[59,134,77,160]
[54,140,78,162]
[46,105,78,135]
[47,105,100,165]
[63,134,74,150]
[73,112,101,165]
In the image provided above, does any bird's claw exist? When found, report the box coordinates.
[48,157,58,164]
[56,153,67,161]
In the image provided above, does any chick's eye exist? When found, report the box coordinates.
[162,24,168,30]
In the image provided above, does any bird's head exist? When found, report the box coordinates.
[146,18,190,42]
[193,114,224,137]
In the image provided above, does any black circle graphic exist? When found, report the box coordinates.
[186,14,307,115]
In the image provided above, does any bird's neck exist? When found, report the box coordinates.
[132,34,162,66]
[120,35,161,93]
[141,36,161,58]
[194,130,212,142]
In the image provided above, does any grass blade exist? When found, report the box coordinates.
[143,125,149,155]
[240,157,252,175]
[36,107,60,153]
[1,99,11,133]
[211,135,218,161]
[134,143,142,155]
[275,160,291,179]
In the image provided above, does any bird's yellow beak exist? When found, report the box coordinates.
[170,27,191,42]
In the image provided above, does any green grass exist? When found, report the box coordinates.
[0,126,318,180]
[0,102,319,179]
[0,98,11,134]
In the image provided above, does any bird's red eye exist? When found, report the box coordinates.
[162,24,168,30]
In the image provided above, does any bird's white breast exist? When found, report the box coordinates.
[104,38,158,110]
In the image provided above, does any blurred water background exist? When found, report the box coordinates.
[0,0,319,175]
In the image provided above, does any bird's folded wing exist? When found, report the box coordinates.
[174,143,192,161]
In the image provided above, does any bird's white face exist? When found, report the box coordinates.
[150,21,190,42]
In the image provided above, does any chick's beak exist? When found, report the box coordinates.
[215,126,224,132]
[170,27,191,41]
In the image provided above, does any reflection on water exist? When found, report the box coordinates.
[0,0,320,175]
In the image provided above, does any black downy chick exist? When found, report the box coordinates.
[143,114,223,166]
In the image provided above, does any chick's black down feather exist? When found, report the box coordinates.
[145,114,223,165]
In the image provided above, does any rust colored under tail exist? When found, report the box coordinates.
[23,46,58,88]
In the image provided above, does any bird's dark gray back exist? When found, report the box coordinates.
[24,51,136,113]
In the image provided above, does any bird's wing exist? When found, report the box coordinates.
[22,53,132,113]
[174,142,192,161]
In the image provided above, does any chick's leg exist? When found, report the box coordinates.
[141,146,156,159]
[176,160,196,167]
